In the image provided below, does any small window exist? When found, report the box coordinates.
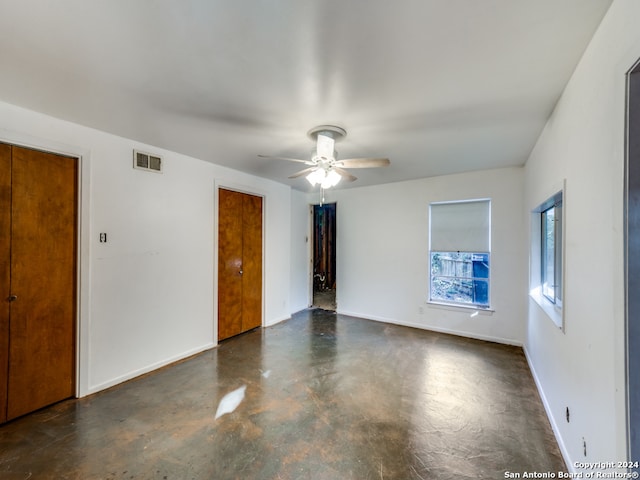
[530,188,564,329]
[541,202,562,307]
[429,199,491,309]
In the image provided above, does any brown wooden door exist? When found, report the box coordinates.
[240,193,262,332]
[218,189,243,340]
[218,189,262,341]
[0,144,77,422]
[0,144,11,423]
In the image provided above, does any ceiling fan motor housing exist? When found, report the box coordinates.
[308,125,346,163]
[307,125,347,142]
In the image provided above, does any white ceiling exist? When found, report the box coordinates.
[0,0,612,191]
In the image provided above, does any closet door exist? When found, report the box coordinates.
[240,193,262,332]
[217,189,262,341]
[0,144,10,423]
[5,145,77,421]
[218,189,244,340]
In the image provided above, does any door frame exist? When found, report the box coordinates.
[625,56,640,465]
[213,180,266,345]
[309,201,337,309]
[0,133,90,398]
[308,204,314,307]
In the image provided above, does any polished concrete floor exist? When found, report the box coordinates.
[0,309,565,479]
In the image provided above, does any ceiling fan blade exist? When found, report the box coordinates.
[336,158,390,168]
[316,133,335,159]
[288,167,317,179]
[334,167,357,182]
[258,154,313,165]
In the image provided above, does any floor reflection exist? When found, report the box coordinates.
[0,310,565,479]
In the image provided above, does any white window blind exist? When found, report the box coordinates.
[429,199,491,252]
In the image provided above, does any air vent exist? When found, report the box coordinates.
[133,149,163,173]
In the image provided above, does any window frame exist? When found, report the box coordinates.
[530,186,565,330]
[541,200,563,307]
[428,199,491,310]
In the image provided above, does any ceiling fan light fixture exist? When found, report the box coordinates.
[306,167,342,189]
[306,168,326,186]
[322,169,341,189]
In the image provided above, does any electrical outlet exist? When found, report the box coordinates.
[418,306,424,315]
[583,437,587,457]
[566,407,570,423]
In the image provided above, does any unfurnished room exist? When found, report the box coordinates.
[0,1,638,479]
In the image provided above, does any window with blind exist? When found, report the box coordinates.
[429,199,491,308]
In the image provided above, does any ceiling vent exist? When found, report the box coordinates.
[133,149,163,173]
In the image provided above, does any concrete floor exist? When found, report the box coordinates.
[0,309,565,479]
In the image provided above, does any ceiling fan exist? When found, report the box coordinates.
[258,125,390,189]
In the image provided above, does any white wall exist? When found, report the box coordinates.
[289,189,311,313]
[322,166,527,346]
[0,100,293,396]
[524,0,637,470]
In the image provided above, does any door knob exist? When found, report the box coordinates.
[239,270,243,275]
[8,295,17,302]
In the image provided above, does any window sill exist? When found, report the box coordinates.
[529,287,563,330]
[427,301,495,315]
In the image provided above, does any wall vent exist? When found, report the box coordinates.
[133,149,163,173]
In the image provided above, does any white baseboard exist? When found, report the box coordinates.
[85,342,215,396]
[523,346,574,473]
[337,309,522,347]
[264,315,291,327]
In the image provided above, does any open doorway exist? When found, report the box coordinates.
[312,203,336,311]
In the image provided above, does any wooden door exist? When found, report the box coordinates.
[241,193,262,332]
[0,144,10,423]
[218,189,244,340]
[1,145,77,421]
[218,189,262,341]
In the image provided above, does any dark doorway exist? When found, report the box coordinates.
[626,58,640,465]
[312,203,336,310]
